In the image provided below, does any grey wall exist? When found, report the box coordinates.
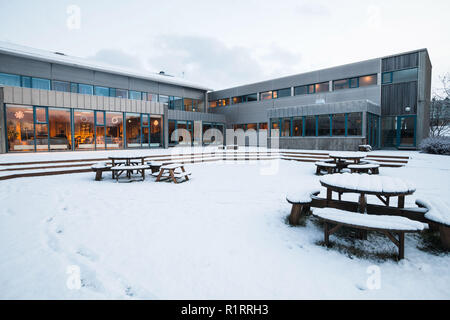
[276,137,366,151]
[0,53,207,100]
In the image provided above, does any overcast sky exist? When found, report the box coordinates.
[0,0,449,92]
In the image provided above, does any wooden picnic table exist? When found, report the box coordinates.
[108,155,147,179]
[329,152,367,172]
[154,163,191,184]
[320,173,416,213]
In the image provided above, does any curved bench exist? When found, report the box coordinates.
[91,162,112,181]
[313,208,428,260]
[315,162,337,175]
[347,163,380,175]
[286,189,321,225]
[416,198,450,249]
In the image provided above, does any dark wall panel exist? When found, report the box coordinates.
[381,81,417,115]
[382,53,419,72]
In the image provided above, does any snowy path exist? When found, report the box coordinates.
[0,156,449,299]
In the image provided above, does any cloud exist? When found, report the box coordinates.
[88,49,144,70]
[296,3,330,16]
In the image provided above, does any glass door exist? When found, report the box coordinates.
[397,116,416,148]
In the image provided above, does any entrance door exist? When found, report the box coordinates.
[397,116,416,148]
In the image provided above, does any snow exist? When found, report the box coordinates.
[315,162,337,168]
[313,208,427,231]
[416,198,450,226]
[286,189,320,204]
[0,150,449,299]
[348,164,380,169]
[329,152,367,159]
[320,173,416,194]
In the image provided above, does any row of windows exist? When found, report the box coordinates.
[271,112,363,137]
[382,68,418,85]
[168,120,226,146]
[0,72,204,112]
[5,104,163,152]
[233,123,268,131]
[210,74,378,107]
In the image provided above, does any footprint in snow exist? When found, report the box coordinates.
[76,246,99,262]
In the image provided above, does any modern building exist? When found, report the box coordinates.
[209,49,432,150]
[0,42,431,153]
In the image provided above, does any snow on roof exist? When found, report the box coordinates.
[0,41,212,91]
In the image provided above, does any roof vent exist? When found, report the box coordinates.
[54,52,66,56]
[159,71,165,75]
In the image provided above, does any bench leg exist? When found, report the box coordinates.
[289,204,302,226]
[398,195,405,209]
[95,170,102,181]
[398,232,405,260]
[324,222,330,246]
[316,166,321,175]
[439,225,450,250]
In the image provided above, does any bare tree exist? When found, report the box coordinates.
[430,74,450,137]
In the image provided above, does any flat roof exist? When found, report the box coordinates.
[0,41,212,92]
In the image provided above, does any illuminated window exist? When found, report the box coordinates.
[6,105,35,152]
[260,91,273,100]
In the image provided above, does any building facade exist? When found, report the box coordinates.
[0,42,431,153]
[209,49,432,150]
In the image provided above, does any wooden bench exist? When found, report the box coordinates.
[359,145,373,152]
[347,163,380,175]
[286,189,321,225]
[111,165,150,182]
[91,162,112,181]
[315,162,337,175]
[416,199,450,249]
[312,208,428,260]
[147,161,164,173]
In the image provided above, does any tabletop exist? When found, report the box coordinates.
[320,173,416,196]
[161,163,184,170]
[108,155,147,160]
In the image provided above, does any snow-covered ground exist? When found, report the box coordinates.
[0,150,449,299]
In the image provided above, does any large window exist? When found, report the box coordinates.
[78,84,94,95]
[382,68,418,84]
[292,117,303,136]
[35,107,48,151]
[260,91,274,100]
[125,113,141,147]
[334,74,377,90]
[106,112,123,149]
[53,80,71,92]
[276,88,291,99]
[315,82,329,93]
[32,78,51,90]
[129,91,142,100]
[48,108,72,151]
[294,85,308,96]
[184,98,193,111]
[150,116,162,147]
[347,112,362,136]
[169,96,183,110]
[317,115,330,136]
[281,118,291,137]
[6,105,35,152]
[332,114,346,136]
[305,116,316,136]
[271,118,280,131]
[295,82,328,95]
[74,110,95,150]
[96,111,106,149]
[95,86,110,97]
[168,120,176,145]
[359,74,377,87]
[0,73,21,87]
[159,95,169,104]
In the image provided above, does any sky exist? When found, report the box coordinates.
[0,0,449,92]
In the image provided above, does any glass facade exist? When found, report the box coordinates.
[78,84,94,95]
[95,86,110,97]
[6,105,35,152]
[48,108,72,151]
[74,110,95,150]
[292,117,303,136]
[305,116,316,136]
[347,112,363,136]
[125,113,141,148]
[317,115,330,136]
[32,78,51,90]
[53,80,71,92]
[382,68,418,84]
[150,117,163,147]
[332,114,346,136]
[106,112,123,149]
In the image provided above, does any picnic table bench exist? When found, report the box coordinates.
[91,162,112,181]
[347,163,380,175]
[416,198,450,249]
[286,189,321,225]
[315,162,337,175]
[313,208,428,260]
[153,164,191,184]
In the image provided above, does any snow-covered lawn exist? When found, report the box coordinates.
[0,152,449,299]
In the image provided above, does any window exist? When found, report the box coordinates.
[53,80,71,92]
[294,85,308,96]
[305,116,316,136]
[212,98,230,107]
[259,123,268,130]
[317,115,330,136]
[293,117,303,137]
[74,110,95,150]
[232,96,242,104]
[315,82,329,93]
[184,98,193,111]
[359,74,377,87]
[32,77,51,90]
[6,105,35,152]
[150,117,162,147]
[347,112,362,136]
[129,90,142,100]
[48,108,72,151]
[281,118,291,137]
[34,107,48,152]
[21,77,31,88]
[78,84,94,95]
[106,112,123,149]
[260,91,273,100]
[125,113,141,148]
[96,111,105,149]
[71,83,78,93]
[333,79,349,90]
[159,95,169,104]
[146,93,158,102]
[332,114,346,136]
[0,73,21,87]
[382,68,418,84]
[95,86,110,97]
[115,88,128,99]
[246,123,257,131]
[246,93,257,102]
[276,88,291,98]
[169,96,183,110]
[168,120,176,144]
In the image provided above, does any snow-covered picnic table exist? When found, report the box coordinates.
[320,173,416,212]
[154,163,191,184]
[329,152,367,164]
[108,155,148,179]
